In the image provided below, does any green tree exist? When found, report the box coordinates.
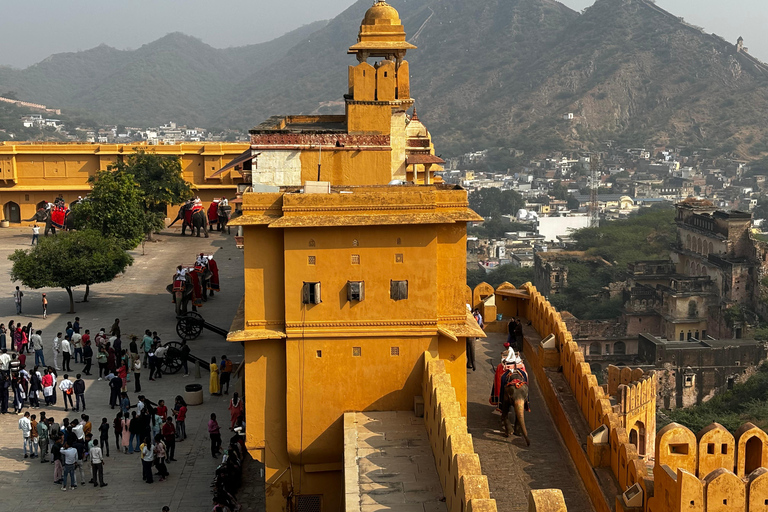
[71,169,151,250]
[468,188,524,218]
[116,149,193,212]
[9,230,133,313]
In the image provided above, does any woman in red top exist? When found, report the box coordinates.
[228,393,244,430]
[161,416,176,461]
[173,395,188,441]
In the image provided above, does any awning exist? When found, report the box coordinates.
[495,289,531,300]
[209,149,255,178]
[438,313,487,341]
[406,154,445,165]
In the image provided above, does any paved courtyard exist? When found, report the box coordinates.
[466,331,594,512]
[0,225,246,512]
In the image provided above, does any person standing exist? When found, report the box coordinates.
[41,294,47,319]
[109,319,121,346]
[161,416,176,462]
[228,393,244,430]
[31,330,44,367]
[13,286,23,315]
[52,333,62,371]
[18,411,32,459]
[73,317,81,334]
[141,330,153,369]
[174,396,187,441]
[31,224,40,245]
[219,355,232,394]
[59,374,74,411]
[0,323,6,351]
[208,413,222,458]
[73,374,86,412]
[108,374,121,409]
[180,340,190,377]
[153,434,169,481]
[60,441,78,491]
[209,357,221,395]
[132,356,142,392]
[61,336,72,372]
[140,436,155,483]
[90,439,107,487]
[82,342,93,376]
[71,330,83,365]
[37,413,49,462]
[96,346,108,380]
[29,413,40,458]
[98,417,110,457]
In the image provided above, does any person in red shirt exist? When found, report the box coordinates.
[173,396,187,441]
[81,330,91,347]
[161,417,176,462]
[156,399,168,421]
[208,413,221,458]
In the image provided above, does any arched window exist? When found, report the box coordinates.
[636,421,646,455]
[589,342,601,355]
[709,242,713,254]
[686,234,691,250]
[614,341,626,355]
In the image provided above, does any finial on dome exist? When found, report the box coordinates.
[411,108,420,122]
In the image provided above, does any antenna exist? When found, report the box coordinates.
[317,143,322,181]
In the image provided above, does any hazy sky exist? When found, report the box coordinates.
[1,0,766,68]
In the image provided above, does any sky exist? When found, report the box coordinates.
[1,0,767,68]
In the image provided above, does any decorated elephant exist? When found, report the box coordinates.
[170,200,209,237]
[207,200,233,233]
[501,368,530,446]
[167,280,196,316]
[23,198,77,236]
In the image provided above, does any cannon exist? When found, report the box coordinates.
[175,311,229,341]
[157,340,213,375]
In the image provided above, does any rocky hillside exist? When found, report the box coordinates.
[3,0,768,158]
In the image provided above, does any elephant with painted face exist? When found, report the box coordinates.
[501,368,530,446]
[169,200,209,237]
[167,279,197,316]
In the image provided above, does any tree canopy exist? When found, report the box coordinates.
[115,149,193,211]
[71,168,158,249]
[9,230,133,313]
[468,188,525,218]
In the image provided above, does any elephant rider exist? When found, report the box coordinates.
[500,348,530,412]
[490,345,527,408]
[172,266,188,302]
[220,198,229,207]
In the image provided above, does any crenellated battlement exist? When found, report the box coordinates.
[470,280,768,512]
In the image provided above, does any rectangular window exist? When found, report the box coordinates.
[390,347,400,356]
[352,347,361,357]
[351,254,360,265]
[308,256,316,265]
[395,253,404,263]
[347,281,365,302]
[302,282,322,304]
[390,280,408,301]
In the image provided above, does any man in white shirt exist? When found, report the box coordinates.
[90,440,107,487]
[31,330,44,367]
[0,348,11,375]
[60,441,79,491]
[18,411,32,459]
[13,286,23,315]
[31,224,40,245]
[58,374,74,411]
[53,334,62,371]
[61,337,72,372]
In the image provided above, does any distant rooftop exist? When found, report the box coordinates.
[250,115,347,134]
[640,333,761,349]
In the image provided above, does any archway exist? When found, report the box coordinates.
[3,201,20,223]
[746,436,763,475]
[686,234,691,250]
[589,342,601,355]
[636,421,646,455]
[709,241,713,254]
[629,429,638,451]
[614,341,626,355]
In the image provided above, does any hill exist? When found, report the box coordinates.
[4,0,768,158]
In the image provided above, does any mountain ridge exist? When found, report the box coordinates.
[3,0,768,159]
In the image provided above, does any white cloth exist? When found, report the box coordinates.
[18,417,31,437]
[58,379,73,392]
[0,353,10,371]
[60,339,71,354]
[90,445,104,464]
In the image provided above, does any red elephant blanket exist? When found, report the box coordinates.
[207,202,219,224]
[207,258,220,292]
[190,271,204,307]
[489,362,527,406]
[50,206,69,229]
[184,204,205,225]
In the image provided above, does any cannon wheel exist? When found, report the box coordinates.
[159,341,185,375]
[176,311,204,340]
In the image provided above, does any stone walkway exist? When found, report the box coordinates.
[350,411,446,512]
[0,226,245,512]
[466,331,594,512]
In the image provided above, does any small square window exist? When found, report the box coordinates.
[308,239,315,247]
[707,443,715,454]
[351,254,360,265]
[390,347,400,356]
[721,444,728,454]
[316,350,322,358]
[308,256,316,265]
[396,238,401,245]
[352,347,361,357]
[395,253,404,263]
[390,280,408,300]
[352,239,359,247]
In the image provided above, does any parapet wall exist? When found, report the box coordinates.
[422,353,498,512]
[474,281,768,512]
